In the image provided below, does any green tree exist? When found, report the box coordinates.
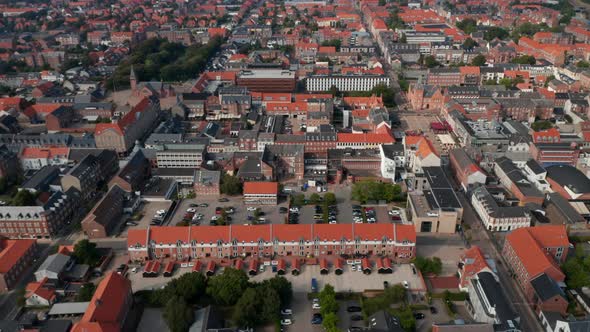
[531,120,553,131]
[309,193,321,204]
[319,284,339,316]
[11,190,36,206]
[423,55,440,68]
[73,239,100,266]
[378,0,386,5]
[576,60,590,68]
[462,38,478,50]
[321,39,341,49]
[261,276,292,306]
[258,284,281,322]
[324,192,336,206]
[76,283,96,301]
[170,272,207,303]
[206,268,249,305]
[291,193,306,207]
[412,256,442,275]
[163,296,194,332]
[562,246,590,289]
[456,18,477,34]
[395,306,417,331]
[220,174,242,196]
[511,55,536,65]
[383,284,407,303]
[322,312,339,331]
[471,54,486,66]
[484,27,509,41]
[232,288,259,327]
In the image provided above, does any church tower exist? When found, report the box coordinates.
[130,65,137,91]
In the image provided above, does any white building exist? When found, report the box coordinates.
[523,159,550,192]
[155,145,204,168]
[466,271,520,328]
[379,144,405,181]
[470,186,531,232]
[306,75,390,92]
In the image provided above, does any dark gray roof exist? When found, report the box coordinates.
[381,144,404,159]
[525,159,545,175]
[472,271,519,324]
[37,253,71,274]
[530,273,566,302]
[472,186,529,219]
[546,165,590,195]
[547,192,586,224]
[21,166,61,191]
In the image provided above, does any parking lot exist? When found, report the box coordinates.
[120,201,173,236]
[171,195,289,226]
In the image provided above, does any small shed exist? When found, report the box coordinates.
[320,258,329,275]
[291,258,301,276]
[361,258,371,275]
[381,257,393,274]
[163,262,175,277]
[192,260,202,273]
[143,261,154,278]
[248,259,258,276]
[206,261,216,276]
[277,259,286,275]
[150,261,161,277]
[334,258,343,275]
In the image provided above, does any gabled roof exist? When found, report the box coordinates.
[0,239,36,273]
[78,272,130,328]
[243,181,278,195]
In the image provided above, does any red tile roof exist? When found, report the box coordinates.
[73,272,131,332]
[272,224,313,242]
[243,182,279,195]
[337,133,394,144]
[127,229,147,247]
[0,239,35,273]
[21,147,69,159]
[190,226,230,243]
[506,226,567,279]
[231,224,272,242]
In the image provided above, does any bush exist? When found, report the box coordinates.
[412,256,442,276]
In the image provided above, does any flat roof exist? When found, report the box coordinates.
[48,302,89,316]
[238,69,295,79]
[437,134,455,145]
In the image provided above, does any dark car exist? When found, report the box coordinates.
[311,313,323,324]
[218,198,229,202]
[279,207,288,213]
[413,313,425,320]
[347,306,362,313]
[350,315,363,321]
[383,281,389,288]
[199,203,208,207]
[189,203,199,207]
[429,306,437,314]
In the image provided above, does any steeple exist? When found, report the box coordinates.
[130,65,137,91]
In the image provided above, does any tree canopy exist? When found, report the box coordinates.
[511,55,536,65]
[471,54,486,67]
[351,181,403,203]
[206,268,250,305]
[73,239,100,266]
[562,245,590,289]
[456,18,477,35]
[107,37,222,90]
[531,120,553,131]
[232,276,292,328]
[163,296,194,332]
[484,27,509,41]
[412,256,442,275]
[220,174,243,196]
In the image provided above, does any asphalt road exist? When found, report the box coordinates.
[457,191,543,332]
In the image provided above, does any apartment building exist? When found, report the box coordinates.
[470,186,531,232]
[0,188,81,239]
[306,75,390,92]
[127,223,417,262]
[156,144,205,168]
[0,238,37,292]
[243,181,279,205]
[81,185,126,239]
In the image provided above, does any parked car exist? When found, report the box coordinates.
[350,315,363,321]
[429,306,437,314]
[311,313,322,324]
[218,198,229,202]
[247,207,257,211]
[403,281,409,289]
[280,319,292,326]
[388,210,400,216]
[126,221,138,226]
[347,306,362,313]
[187,208,196,213]
[199,203,208,207]
[413,313,425,320]
[281,309,292,315]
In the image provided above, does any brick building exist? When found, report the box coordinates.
[127,224,417,262]
[243,181,278,205]
[0,238,37,292]
[193,170,221,196]
[502,226,569,314]
[81,185,126,239]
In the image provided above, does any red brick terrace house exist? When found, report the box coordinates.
[502,226,569,315]
[72,272,133,332]
[0,238,37,293]
[127,224,417,262]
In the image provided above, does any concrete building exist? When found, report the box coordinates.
[379,144,405,181]
[407,167,462,233]
[470,186,531,232]
[236,70,296,92]
[306,75,390,92]
[243,181,278,205]
[155,144,205,168]
[127,223,417,261]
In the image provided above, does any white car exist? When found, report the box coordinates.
[312,303,321,309]
[211,216,219,221]
[329,220,337,224]
[355,220,363,224]
[156,210,166,215]
[280,319,292,326]
[187,208,196,213]
[389,210,400,216]
[131,267,138,273]
[351,265,357,272]
[247,207,257,212]
[403,280,409,289]
[289,207,299,212]
[281,309,292,315]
